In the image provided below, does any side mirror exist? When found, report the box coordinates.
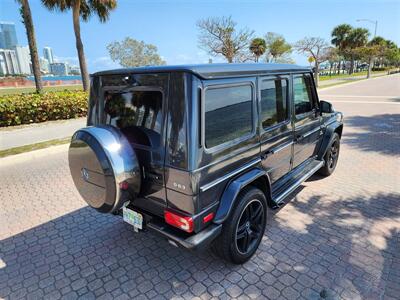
[320,100,334,114]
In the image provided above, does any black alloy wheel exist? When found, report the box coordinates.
[235,199,264,255]
[212,187,268,264]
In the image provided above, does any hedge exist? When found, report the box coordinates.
[0,90,88,127]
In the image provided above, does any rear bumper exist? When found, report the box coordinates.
[147,219,222,251]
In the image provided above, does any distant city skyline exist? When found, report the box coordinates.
[1,0,399,72]
[0,21,80,76]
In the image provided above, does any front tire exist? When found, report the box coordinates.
[318,133,340,176]
[212,187,268,264]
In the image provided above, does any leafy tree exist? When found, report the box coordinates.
[324,47,340,76]
[384,41,400,68]
[107,38,165,67]
[197,16,254,63]
[355,45,380,78]
[249,38,266,62]
[42,0,117,91]
[18,0,42,93]
[347,27,369,74]
[331,24,352,74]
[264,32,292,62]
[294,37,329,87]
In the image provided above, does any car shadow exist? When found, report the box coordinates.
[0,191,399,299]
[343,114,400,156]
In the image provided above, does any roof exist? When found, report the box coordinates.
[93,63,310,79]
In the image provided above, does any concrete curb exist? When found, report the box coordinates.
[0,144,69,166]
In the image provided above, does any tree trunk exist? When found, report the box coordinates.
[21,0,42,93]
[367,57,373,79]
[349,55,354,75]
[314,61,319,88]
[337,60,341,75]
[73,0,90,91]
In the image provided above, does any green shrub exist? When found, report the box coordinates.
[0,90,88,127]
[372,66,391,71]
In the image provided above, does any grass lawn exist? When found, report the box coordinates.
[0,85,83,95]
[319,70,387,81]
[0,137,71,158]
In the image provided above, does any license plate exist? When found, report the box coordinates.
[123,207,143,230]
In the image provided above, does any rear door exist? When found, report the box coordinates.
[292,73,322,168]
[258,75,293,183]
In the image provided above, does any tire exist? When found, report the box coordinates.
[212,186,268,264]
[318,133,340,176]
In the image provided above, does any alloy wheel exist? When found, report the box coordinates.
[235,199,264,255]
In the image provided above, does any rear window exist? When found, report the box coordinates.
[104,90,163,133]
[204,84,253,149]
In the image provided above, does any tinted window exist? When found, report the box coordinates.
[205,85,253,148]
[104,90,163,134]
[293,74,314,115]
[260,79,288,128]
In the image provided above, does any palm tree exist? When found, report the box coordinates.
[249,38,266,62]
[19,0,43,93]
[331,24,352,74]
[42,0,117,91]
[347,28,369,74]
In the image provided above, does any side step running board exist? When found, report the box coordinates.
[272,160,324,206]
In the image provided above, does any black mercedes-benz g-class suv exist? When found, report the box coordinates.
[69,63,343,264]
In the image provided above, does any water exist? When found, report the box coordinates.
[27,75,82,81]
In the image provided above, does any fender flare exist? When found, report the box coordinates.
[317,120,343,160]
[213,168,271,224]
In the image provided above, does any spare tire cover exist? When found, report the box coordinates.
[68,125,141,213]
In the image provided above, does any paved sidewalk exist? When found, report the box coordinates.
[318,71,389,87]
[0,117,85,150]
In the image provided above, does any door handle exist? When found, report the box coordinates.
[261,150,272,160]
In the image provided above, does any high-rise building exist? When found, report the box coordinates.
[50,62,69,76]
[39,57,50,74]
[69,65,81,75]
[0,22,18,49]
[43,47,54,64]
[15,45,31,75]
[0,49,21,75]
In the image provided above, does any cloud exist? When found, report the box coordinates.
[166,51,225,65]
[53,56,79,65]
[88,56,120,72]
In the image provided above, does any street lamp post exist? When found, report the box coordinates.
[356,19,378,79]
[356,19,378,38]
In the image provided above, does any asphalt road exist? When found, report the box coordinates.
[0,74,399,300]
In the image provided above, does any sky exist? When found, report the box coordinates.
[1,0,399,73]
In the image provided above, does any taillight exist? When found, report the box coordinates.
[119,181,129,190]
[203,212,214,224]
[164,210,194,233]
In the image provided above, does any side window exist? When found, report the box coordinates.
[293,74,315,115]
[260,78,288,128]
[204,84,253,148]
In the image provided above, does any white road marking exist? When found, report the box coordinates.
[330,100,400,105]
[320,95,399,98]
